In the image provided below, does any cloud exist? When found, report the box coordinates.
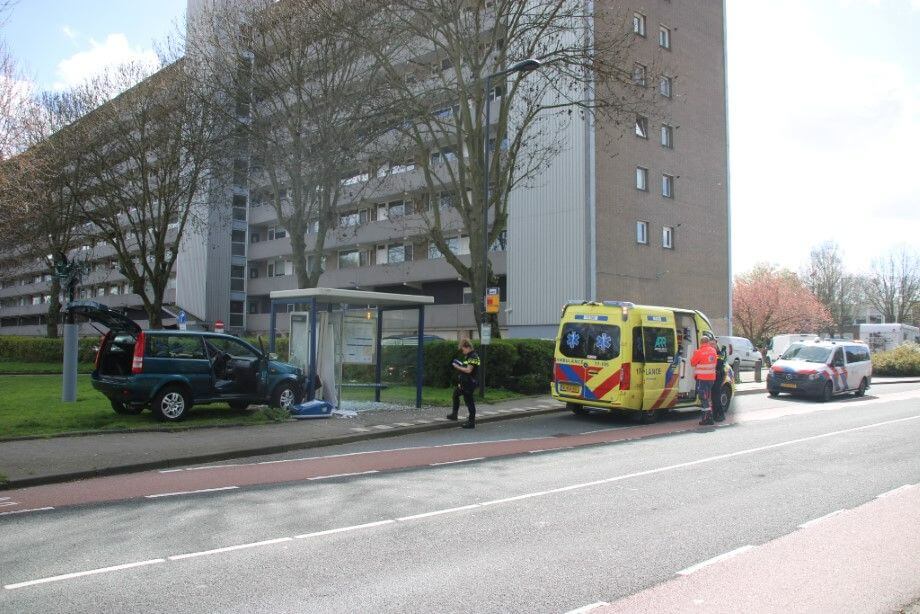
[60,25,79,42]
[727,0,920,275]
[53,33,158,90]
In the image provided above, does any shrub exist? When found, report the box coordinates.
[0,335,98,364]
[873,343,920,377]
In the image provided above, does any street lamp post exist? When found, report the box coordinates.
[480,58,543,398]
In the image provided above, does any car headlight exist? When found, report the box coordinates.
[808,373,821,380]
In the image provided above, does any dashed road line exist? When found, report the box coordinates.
[168,538,292,561]
[397,504,481,521]
[307,470,378,480]
[145,486,239,499]
[4,559,165,590]
[564,602,610,614]
[876,484,916,499]
[798,509,846,529]
[676,545,754,576]
[294,519,394,539]
[429,457,485,467]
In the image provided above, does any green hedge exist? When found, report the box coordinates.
[0,335,98,364]
[341,339,554,394]
[873,343,920,377]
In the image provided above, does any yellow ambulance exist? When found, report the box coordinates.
[551,301,735,422]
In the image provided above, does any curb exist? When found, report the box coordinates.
[0,406,564,490]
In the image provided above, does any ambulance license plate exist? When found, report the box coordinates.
[780,383,796,389]
[558,382,581,395]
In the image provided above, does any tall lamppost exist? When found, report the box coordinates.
[480,58,543,398]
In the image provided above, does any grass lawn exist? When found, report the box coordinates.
[0,360,94,374]
[0,375,274,440]
[0,375,529,439]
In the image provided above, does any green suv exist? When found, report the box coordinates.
[67,301,305,421]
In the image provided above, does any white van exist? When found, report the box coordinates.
[766,334,819,366]
[767,340,872,401]
[717,335,761,371]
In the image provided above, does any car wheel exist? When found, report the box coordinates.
[229,401,250,411]
[638,408,661,424]
[820,381,834,403]
[271,382,301,410]
[152,386,191,421]
[854,378,867,397]
[567,402,588,416]
[110,400,144,415]
[719,385,733,413]
[733,359,741,374]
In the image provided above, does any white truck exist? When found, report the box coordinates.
[858,323,920,353]
[765,333,820,366]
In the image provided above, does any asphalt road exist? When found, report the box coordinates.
[1,382,919,613]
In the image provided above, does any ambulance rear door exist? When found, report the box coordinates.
[636,310,679,411]
[555,312,625,406]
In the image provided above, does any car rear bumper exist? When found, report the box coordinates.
[91,374,152,404]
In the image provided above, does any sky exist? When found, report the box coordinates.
[3,0,918,276]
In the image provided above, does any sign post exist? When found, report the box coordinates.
[177,310,188,331]
[480,287,500,398]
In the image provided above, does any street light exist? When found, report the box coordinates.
[480,57,543,398]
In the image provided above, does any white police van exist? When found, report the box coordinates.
[766,339,872,402]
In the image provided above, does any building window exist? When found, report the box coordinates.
[636,221,649,245]
[249,265,259,279]
[659,75,672,98]
[250,232,260,244]
[636,167,649,191]
[340,212,360,227]
[632,63,647,86]
[659,26,671,49]
[661,124,674,149]
[635,115,648,139]
[662,226,674,249]
[338,250,360,269]
[633,12,646,37]
[231,230,246,257]
[662,174,675,198]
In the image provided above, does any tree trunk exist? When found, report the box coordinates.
[46,277,61,338]
[146,296,163,329]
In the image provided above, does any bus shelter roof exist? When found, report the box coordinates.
[269,287,434,307]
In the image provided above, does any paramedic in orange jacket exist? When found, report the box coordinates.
[690,331,718,425]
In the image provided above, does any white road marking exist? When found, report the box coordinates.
[0,507,54,517]
[145,486,239,499]
[429,457,485,466]
[397,504,481,521]
[4,559,165,590]
[528,449,553,454]
[294,520,395,539]
[8,408,920,591]
[157,468,184,474]
[676,545,754,575]
[0,496,10,501]
[0,501,18,507]
[168,538,293,561]
[876,484,916,499]
[798,509,846,529]
[307,471,378,480]
[564,602,610,614]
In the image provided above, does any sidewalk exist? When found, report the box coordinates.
[0,395,563,489]
[1,377,915,490]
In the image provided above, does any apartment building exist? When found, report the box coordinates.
[0,0,729,338]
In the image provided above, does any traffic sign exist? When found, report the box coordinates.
[214,319,225,333]
[480,323,491,345]
[177,310,187,331]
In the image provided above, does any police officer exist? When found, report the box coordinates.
[447,339,480,429]
[710,338,728,422]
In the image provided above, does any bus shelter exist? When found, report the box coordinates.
[268,288,434,408]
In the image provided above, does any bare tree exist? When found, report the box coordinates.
[65,59,224,328]
[187,0,385,289]
[322,0,656,336]
[865,247,920,325]
[0,90,93,336]
[802,241,860,337]
[0,0,24,161]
